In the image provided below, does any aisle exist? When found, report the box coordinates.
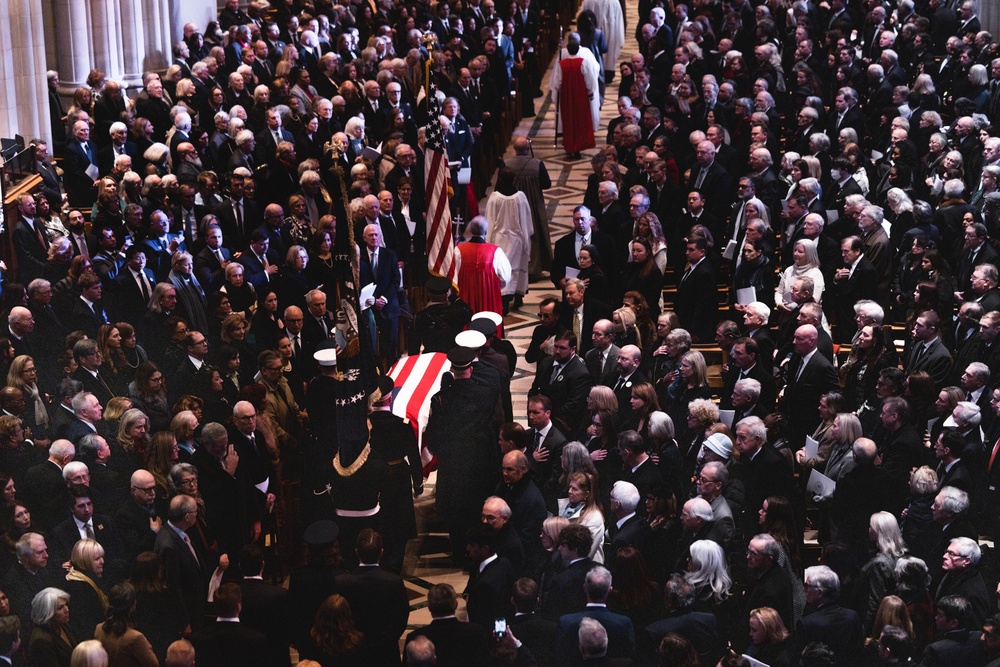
[400,6,639,638]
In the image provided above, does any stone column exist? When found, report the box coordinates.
[0,0,52,144]
[53,0,96,90]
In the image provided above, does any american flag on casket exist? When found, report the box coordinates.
[387,352,452,471]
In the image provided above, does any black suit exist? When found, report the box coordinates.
[541,557,594,619]
[215,198,263,252]
[675,258,718,343]
[920,628,985,667]
[644,609,722,667]
[405,618,491,667]
[237,247,279,290]
[49,513,122,567]
[783,350,838,446]
[464,555,515,630]
[905,338,953,389]
[70,297,110,339]
[556,606,636,665]
[22,460,69,532]
[193,246,232,290]
[13,218,50,284]
[721,363,776,412]
[114,500,160,564]
[606,514,651,564]
[794,603,863,667]
[3,563,50,646]
[155,523,211,628]
[550,229,619,290]
[239,578,292,667]
[830,257,879,342]
[63,139,100,206]
[584,344,621,387]
[529,355,592,433]
[559,300,614,355]
[687,161,732,218]
[335,566,409,665]
[112,268,156,325]
[190,620,267,667]
[73,365,116,406]
[734,444,797,534]
[359,244,401,362]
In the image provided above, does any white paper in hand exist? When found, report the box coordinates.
[806,468,836,497]
[736,287,756,305]
[360,283,377,309]
[565,266,580,280]
[804,435,819,461]
[719,410,735,429]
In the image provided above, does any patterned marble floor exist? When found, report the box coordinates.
[398,7,641,640]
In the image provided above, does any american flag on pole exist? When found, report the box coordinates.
[424,85,461,282]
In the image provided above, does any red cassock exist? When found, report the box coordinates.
[558,58,596,154]
[458,241,503,317]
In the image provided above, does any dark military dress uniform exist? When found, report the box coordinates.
[407,297,473,354]
[425,348,504,557]
[368,407,422,573]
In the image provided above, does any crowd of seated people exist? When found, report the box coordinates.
[10,0,1000,663]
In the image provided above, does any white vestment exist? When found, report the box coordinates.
[581,0,624,75]
[485,191,533,295]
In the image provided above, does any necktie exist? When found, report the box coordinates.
[215,249,225,264]
[84,143,93,163]
[572,309,581,342]
[274,131,281,146]
[988,436,1000,471]
[75,235,89,260]
[138,274,150,302]
[372,249,378,274]
[85,522,95,540]
[373,99,379,112]
[695,167,707,188]
[291,334,301,359]
[235,201,244,232]
[599,352,606,374]
[911,344,925,368]
[795,357,807,382]
[533,430,542,448]
[550,362,562,382]
[181,532,200,564]
[33,223,48,250]
[681,266,692,283]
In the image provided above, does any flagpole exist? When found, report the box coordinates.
[554,27,563,149]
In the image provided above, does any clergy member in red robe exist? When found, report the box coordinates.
[457,216,512,317]
[551,33,600,158]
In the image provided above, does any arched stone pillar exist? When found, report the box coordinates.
[0,0,52,144]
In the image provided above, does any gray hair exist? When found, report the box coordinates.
[578,617,608,658]
[610,481,640,513]
[804,565,840,599]
[746,301,770,324]
[735,378,761,402]
[31,587,70,626]
[584,566,613,602]
[937,486,970,517]
[949,536,981,565]
[61,461,88,482]
[736,415,767,441]
[200,422,228,446]
[684,497,714,522]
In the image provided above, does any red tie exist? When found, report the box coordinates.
[989,436,1000,472]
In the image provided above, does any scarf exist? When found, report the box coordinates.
[24,383,48,428]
